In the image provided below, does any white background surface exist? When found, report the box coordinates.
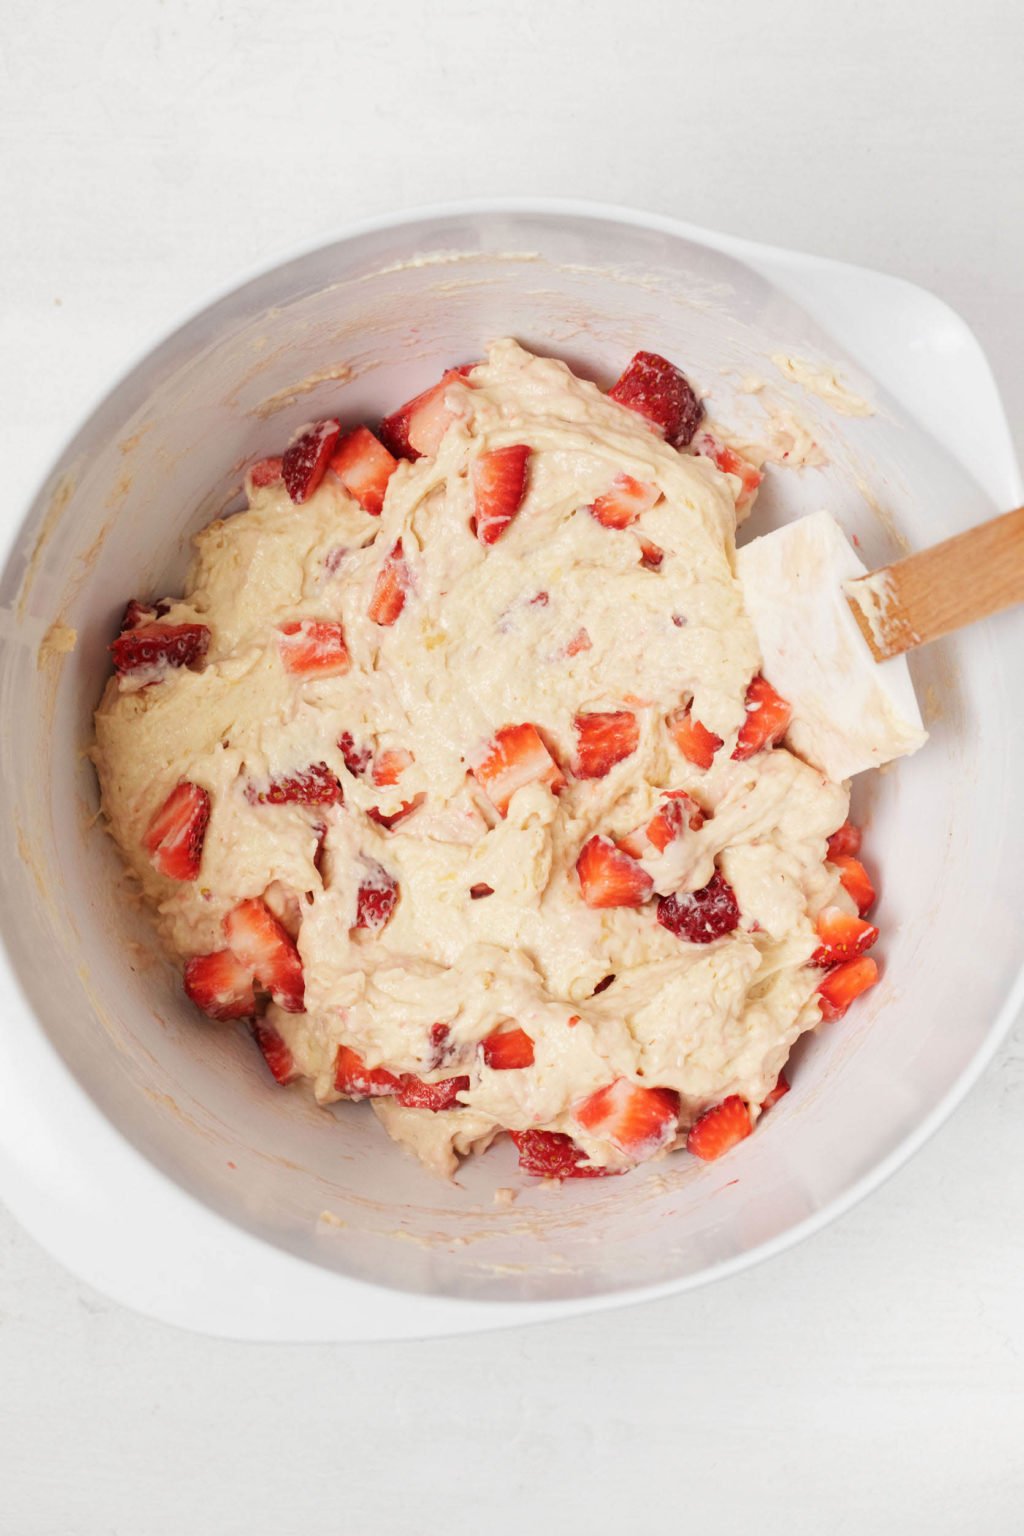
[2,1,1023,1532]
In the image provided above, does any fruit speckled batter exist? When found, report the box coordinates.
[92,340,880,1179]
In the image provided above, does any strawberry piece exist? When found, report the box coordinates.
[366,795,425,830]
[589,473,660,530]
[282,419,341,503]
[474,444,531,545]
[367,540,409,626]
[564,627,593,657]
[832,854,876,916]
[686,1095,752,1161]
[573,710,639,779]
[353,860,399,932]
[248,762,343,807]
[223,898,305,1013]
[471,723,566,816]
[817,955,879,1021]
[482,1026,535,1070]
[329,425,397,516]
[248,456,284,490]
[277,619,349,678]
[669,706,723,770]
[469,882,494,900]
[378,368,470,460]
[110,621,210,679]
[183,949,256,1022]
[574,1078,679,1159]
[250,1019,299,1085]
[636,535,664,570]
[510,1128,615,1179]
[142,781,210,881]
[827,820,862,859]
[335,1044,400,1098]
[338,731,373,777]
[576,835,654,909]
[620,790,705,858]
[120,598,167,631]
[395,1073,471,1111]
[811,906,879,966]
[372,748,413,787]
[693,432,763,510]
[732,675,791,760]
[657,870,740,943]
[608,351,704,448]
[761,1073,790,1111]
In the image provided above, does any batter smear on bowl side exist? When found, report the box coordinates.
[92,340,881,1179]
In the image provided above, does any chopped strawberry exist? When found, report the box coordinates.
[608,351,704,448]
[338,731,373,777]
[576,835,654,909]
[469,882,494,900]
[223,898,305,1012]
[574,1078,679,1159]
[120,598,167,631]
[636,535,665,570]
[832,854,876,915]
[183,949,256,1022]
[110,621,210,679]
[471,723,566,816]
[474,444,531,545]
[142,781,210,881]
[693,432,764,510]
[429,1022,454,1067]
[277,619,349,678]
[811,906,879,967]
[510,1128,615,1179]
[282,419,341,503]
[482,1026,535,1070]
[619,790,705,858]
[367,794,425,830]
[573,710,639,779]
[367,540,409,626]
[686,1095,752,1161]
[669,706,723,770]
[247,762,343,807]
[395,1074,470,1112]
[378,368,470,460]
[564,627,593,657]
[248,455,284,490]
[761,1073,790,1111]
[589,473,660,530]
[335,1044,400,1098]
[657,870,740,943]
[372,748,413,788]
[732,674,791,760]
[817,955,879,1021]
[353,860,399,932]
[329,425,397,516]
[827,820,862,860]
[250,1019,299,1085]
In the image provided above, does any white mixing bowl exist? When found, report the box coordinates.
[1,202,1020,1341]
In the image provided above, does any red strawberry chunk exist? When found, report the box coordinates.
[110,622,210,679]
[335,1044,400,1098]
[120,598,167,631]
[330,425,397,516]
[564,627,592,657]
[338,731,373,777]
[379,368,471,460]
[608,351,704,448]
[576,835,654,909]
[248,762,343,807]
[395,1074,470,1112]
[367,540,409,626]
[693,432,764,510]
[636,534,665,570]
[282,419,341,503]
[761,1073,790,1111]
[367,795,425,831]
[657,870,740,943]
[620,790,705,858]
[277,619,349,678]
[669,706,723,770]
[832,854,876,915]
[687,1095,752,1161]
[817,955,879,1021]
[372,748,413,788]
[183,949,256,1022]
[574,1078,679,1159]
[811,906,878,967]
[474,444,531,545]
[471,723,566,816]
[589,473,660,530]
[469,882,494,900]
[142,781,210,881]
[248,455,284,490]
[732,674,791,760]
[482,1026,535,1070]
[573,710,639,779]
[224,898,305,1013]
[250,1019,299,1085]
[827,820,862,860]
[353,860,399,933]
[510,1128,616,1179]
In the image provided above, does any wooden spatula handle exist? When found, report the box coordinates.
[846,505,1024,661]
